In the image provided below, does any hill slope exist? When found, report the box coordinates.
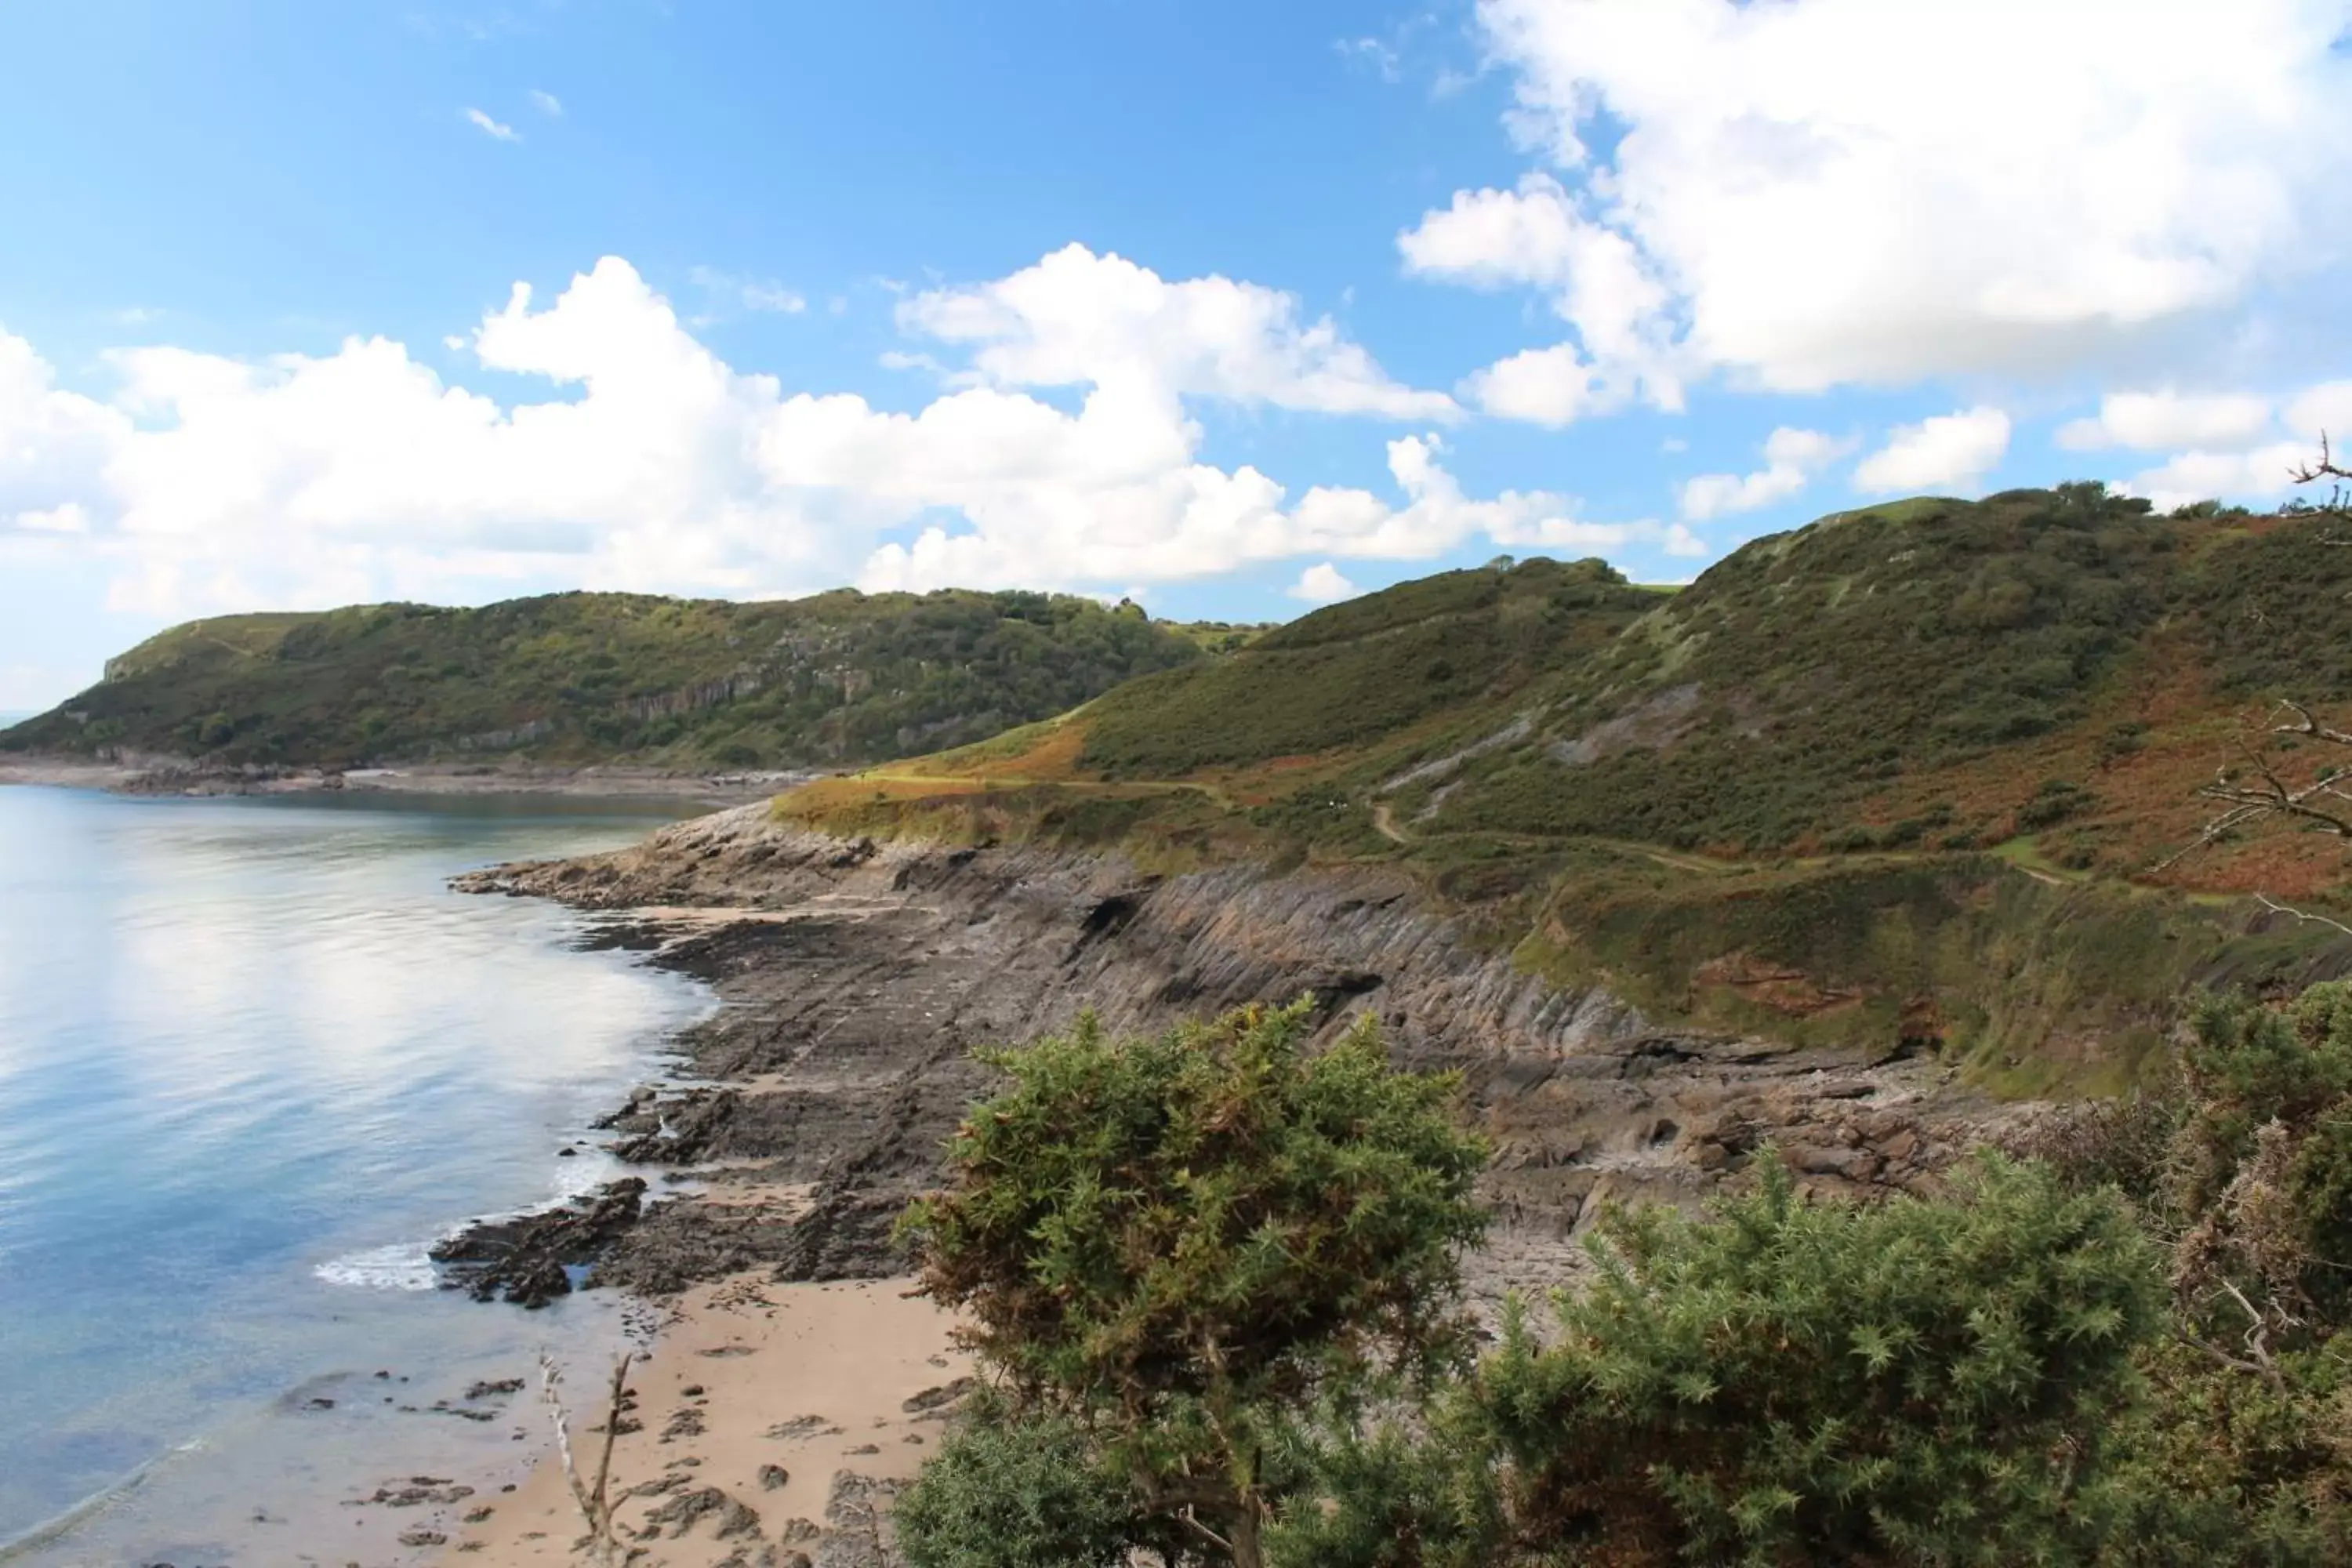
[779,485,2352,1089]
[0,589,1222,771]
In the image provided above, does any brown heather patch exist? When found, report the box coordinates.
[1691,953,1864,1019]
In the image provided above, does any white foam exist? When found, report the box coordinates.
[313,1241,438,1291]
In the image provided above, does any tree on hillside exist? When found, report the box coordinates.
[896,999,1490,1568]
[2169,442,2352,931]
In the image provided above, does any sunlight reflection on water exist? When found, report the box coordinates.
[0,786,710,1556]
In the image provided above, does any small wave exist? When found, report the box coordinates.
[0,1437,202,1563]
[313,1241,438,1291]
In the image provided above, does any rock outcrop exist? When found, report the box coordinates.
[454,804,2028,1303]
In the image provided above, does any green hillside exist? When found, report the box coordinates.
[1080,556,1656,776]
[0,588,1221,771]
[781,485,2352,1088]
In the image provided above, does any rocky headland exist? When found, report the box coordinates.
[0,750,807,804]
[450,802,2037,1313]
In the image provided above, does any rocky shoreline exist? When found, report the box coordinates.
[446,802,2039,1316]
[0,751,808,805]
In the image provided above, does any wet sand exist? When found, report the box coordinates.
[441,1275,967,1567]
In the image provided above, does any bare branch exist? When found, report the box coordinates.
[2270,699,2352,749]
[2172,1327,2288,1392]
[539,1349,633,1566]
[2286,433,2352,535]
[2166,699,2352,873]
[2254,893,2352,941]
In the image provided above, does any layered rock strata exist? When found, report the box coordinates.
[453,804,2030,1303]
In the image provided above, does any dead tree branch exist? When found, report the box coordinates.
[2288,432,2352,539]
[2162,701,2352,873]
[539,1349,633,1566]
[2254,893,2352,941]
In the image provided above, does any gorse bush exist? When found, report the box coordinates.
[1483,1157,2158,1566]
[2024,982,2352,1563]
[1269,1156,2161,1568]
[894,1396,1147,1568]
[898,998,1490,1567]
[896,982,2352,1567]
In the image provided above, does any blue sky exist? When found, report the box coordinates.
[2,0,2350,711]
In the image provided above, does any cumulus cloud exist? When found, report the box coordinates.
[463,107,519,141]
[1290,562,1359,603]
[2111,378,2352,508]
[2122,444,2315,511]
[1410,0,2352,411]
[902,244,1460,422]
[528,89,562,117]
[1457,342,1650,427]
[0,253,1668,619]
[858,429,1700,592]
[1854,408,2013,494]
[1405,175,1682,420]
[2056,391,2278,452]
[1679,426,1853,521]
[2287,381,2352,442]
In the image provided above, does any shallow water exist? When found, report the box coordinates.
[0,787,711,1559]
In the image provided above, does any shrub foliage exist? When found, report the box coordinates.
[895,984,2352,1567]
[899,999,1490,1566]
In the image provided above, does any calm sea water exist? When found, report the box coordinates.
[0,786,712,1561]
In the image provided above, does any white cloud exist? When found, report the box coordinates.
[859,429,1693,592]
[1411,0,2352,405]
[1338,36,1402,82]
[2056,390,2277,452]
[689,266,807,316]
[2105,378,2352,508]
[1461,343,1629,427]
[0,332,129,532]
[463,107,519,142]
[528,89,563,117]
[2122,442,2315,511]
[0,255,1671,619]
[1290,562,1359,603]
[901,244,1460,422]
[1854,408,2013,494]
[1679,426,1853,520]
[2285,380,2352,441]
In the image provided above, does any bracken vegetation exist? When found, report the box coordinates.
[0,588,1224,770]
[779,481,2352,1091]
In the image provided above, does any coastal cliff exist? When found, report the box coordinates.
[455,803,2028,1306]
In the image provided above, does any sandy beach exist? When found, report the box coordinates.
[438,1275,967,1568]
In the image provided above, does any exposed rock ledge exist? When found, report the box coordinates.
[453,803,2032,1305]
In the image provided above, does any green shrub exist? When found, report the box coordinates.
[1280,1156,2162,1568]
[1485,1156,2158,1566]
[2018,981,2352,1563]
[895,1400,1146,1568]
[900,998,1490,1566]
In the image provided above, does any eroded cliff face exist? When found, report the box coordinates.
[456,804,2032,1302]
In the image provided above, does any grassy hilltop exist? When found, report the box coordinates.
[0,588,1236,771]
[779,484,2352,1089]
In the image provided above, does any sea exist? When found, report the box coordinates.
[0,785,713,1564]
